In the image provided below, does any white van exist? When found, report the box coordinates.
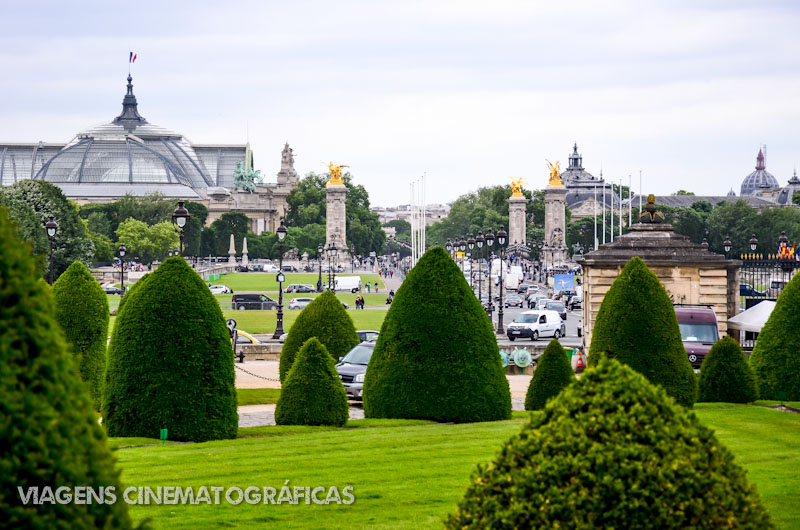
[504,272,521,291]
[506,310,566,341]
[334,276,361,293]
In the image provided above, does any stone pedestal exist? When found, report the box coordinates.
[544,184,568,265]
[507,196,528,247]
[228,233,236,264]
[326,184,348,259]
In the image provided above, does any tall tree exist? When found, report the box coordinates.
[210,212,250,256]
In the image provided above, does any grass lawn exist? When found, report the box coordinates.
[209,272,384,292]
[110,405,800,529]
[237,388,281,406]
[109,308,387,335]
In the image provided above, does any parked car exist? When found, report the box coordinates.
[739,283,765,297]
[768,279,787,298]
[281,265,298,273]
[537,298,550,310]
[285,284,315,293]
[234,329,260,344]
[675,306,719,369]
[505,294,524,308]
[506,310,566,341]
[231,293,279,310]
[568,295,582,311]
[262,264,280,273]
[289,297,315,310]
[209,284,232,294]
[104,285,124,295]
[546,300,567,320]
[335,342,375,400]
[357,330,379,342]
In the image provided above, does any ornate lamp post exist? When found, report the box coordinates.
[485,227,495,316]
[537,240,544,283]
[496,225,507,335]
[723,237,732,257]
[273,219,288,339]
[467,234,475,291]
[326,242,337,290]
[459,237,467,273]
[317,243,324,292]
[171,201,190,256]
[118,243,126,295]
[475,231,484,304]
[445,238,453,259]
[779,230,789,257]
[168,248,173,258]
[45,215,58,285]
[350,244,355,273]
[749,234,758,253]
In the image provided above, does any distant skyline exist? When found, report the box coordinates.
[2,0,799,206]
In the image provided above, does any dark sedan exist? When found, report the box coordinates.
[546,300,567,320]
[568,296,582,311]
[505,294,524,308]
[104,286,124,295]
[739,283,765,297]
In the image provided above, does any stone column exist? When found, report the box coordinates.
[507,196,528,247]
[228,233,236,264]
[241,237,249,267]
[544,184,568,264]
[326,183,348,260]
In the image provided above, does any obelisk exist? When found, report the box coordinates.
[325,162,349,260]
[544,161,568,265]
[241,236,249,267]
[228,233,236,264]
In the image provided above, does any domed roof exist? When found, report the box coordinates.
[776,169,800,205]
[34,75,212,193]
[560,143,601,186]
[740,149,779,196]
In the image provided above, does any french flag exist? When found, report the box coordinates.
[129,52,137,63]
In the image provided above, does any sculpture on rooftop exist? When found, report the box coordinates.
[546,160,563,186]
[233,161,262,193]
[509,176,528,197]
[640,194,666,224]
[327,162,348,186]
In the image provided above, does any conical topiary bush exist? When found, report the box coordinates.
[446,358,773,529]
[525,339,574,410]
[279,289,360,382]
[53,261,109,410]
[0,207,133,528]
[698,336,759,403]
[749,272,800,399]
[363,246,511,422]
[103,257,238,442]
[589,256,696,407]
[275,337,349,426]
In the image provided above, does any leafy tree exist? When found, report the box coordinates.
[364,246,511,422]
[446,358,772,529]
[698,336,759,403]
[0,191,48,271]
[279,290,359,382]
[210,212,250,256]
[0,207,133,528]
[103,257,238,441]
[749,270,800,400]
[115,192,176,228]
[589,256,697,407]
[53,262,110,410]
[115,218,179,262]
[383,219,411,238]
[184,201,208,257]
[88,231,114,261]
[86,211,113,239]
[275,338,349,426]
[673,189,696,195]
[525,339,574,410]
[0,179,94,281]
[287,224,326,259]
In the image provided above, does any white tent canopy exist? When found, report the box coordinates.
[727,301,777,333]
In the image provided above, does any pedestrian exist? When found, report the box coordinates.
[389,289,395,298]
[375,280,379,293]
[390,269,394,278]
[358,279,363,291]
[355,296,360,309]
[366,282,371,293]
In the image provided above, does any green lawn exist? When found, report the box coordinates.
[237,388,281,406]
[209,272,384,292]
[110,405,800,529]
[109,308,388,335]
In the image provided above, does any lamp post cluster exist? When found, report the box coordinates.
[273,219,288,339]
[45,215,58,285]
[326,243,339,290]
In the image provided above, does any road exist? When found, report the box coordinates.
[491,303,582,348]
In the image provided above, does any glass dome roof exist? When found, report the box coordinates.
[741,149,779,196]
[34,75,213,191]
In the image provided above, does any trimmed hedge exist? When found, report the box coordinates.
[53,261,109,410]
[525,339,574,410]
[0,207,133,528]
[279,290,359,382]
[750,272,800,400]
[446,358,773,529]
[589,256,697,407]
[103,257,238,442]
[698,336,759,403]
[363,246,511,423]
[275,338,349,426]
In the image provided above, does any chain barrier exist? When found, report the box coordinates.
[233,363,281,382]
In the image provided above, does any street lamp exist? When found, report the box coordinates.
[468,234,475,291]
[475,231,484,305]
[537,240,544,283]
[171,200,190,256]
[45,215,58,285]
[723,237,732,256]
[749,234,758,252]
[326,242,337,290]
[496,225,507,335]
[779,231,789,256]
[350,244,355,273]
[701,238,709,250]
[273,219,288,339]
[118,243,126,295]
[445,238,452,259]
[168,249,173,258]
[317,243,324,292]
[485,227,495,317]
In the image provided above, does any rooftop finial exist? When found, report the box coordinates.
[113,74,147,126]
[756,148,765,170]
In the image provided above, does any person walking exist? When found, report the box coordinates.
[375,280,379,293]
[366,282,371,293]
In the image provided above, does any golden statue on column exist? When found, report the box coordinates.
[327,162,348,186]
[509,176,528,197]
[546,160,563,186]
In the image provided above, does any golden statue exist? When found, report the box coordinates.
[327,162,348,186]
[546,160,562,186]
[509,176,527,197]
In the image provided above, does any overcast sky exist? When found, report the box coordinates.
[2,0,799,206]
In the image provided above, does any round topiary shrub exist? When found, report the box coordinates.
[446,358,773,529]
[525,339,574,410]
[589,256,697,407]
[103,257,238,442]
[275,337,349,426]
[53,261,109,410]
[363,246,511,423]
[750,272,800,400]
[698,336,759,403]
[0,207,133,528]
[280,290,360,382]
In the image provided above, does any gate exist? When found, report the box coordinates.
[739,253,800,348]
